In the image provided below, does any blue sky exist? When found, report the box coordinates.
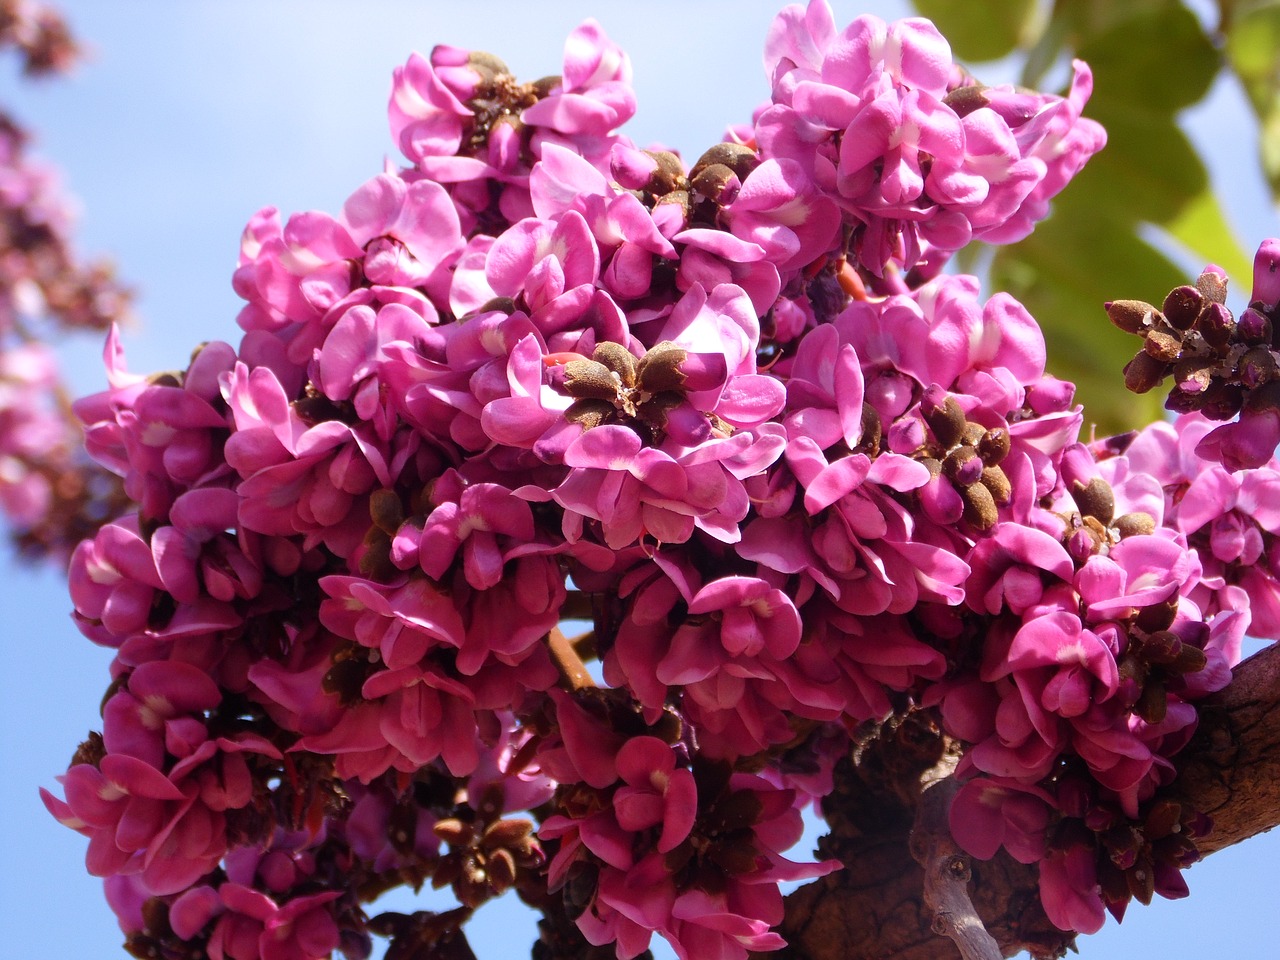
[2,3,1277,959]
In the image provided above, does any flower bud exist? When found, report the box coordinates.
[1114,511,1156,538]
[1143,329,1182,363]
[1072,477,1115,525]
[1236,306,1272,345]
[978,427,1011,466]
[960,480,998,530]
[689,142,760,182]
[689,163,740,204]
[369,489,404,536]
[1162,285,1204,330]
[1252,237,1280,309]
[1195,265,1229,304]
[434,818,471,846]
[636,342,691,393]
[1143,799,1185,841]
[942,82,990,117]
[943,446,983,486]
[563,359,622,401]
[1136,679,1168,724]
[1237,346,1278,389]
[1196,302,1235,348]
[1105,299,1157,334]
[980,466,1011,505]
[593,341,639,384]
[922,389,966,448]
[1123,350,1169,393]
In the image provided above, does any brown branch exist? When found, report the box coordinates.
[774,644,1280,960]
[546,627,595,692]
[910,779,1003,960]
[1174,641,1280,855]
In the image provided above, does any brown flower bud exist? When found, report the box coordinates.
[689,142,760,182]
[923,394,966,448]
[486,847,518,891]
[942,82,990,117]
[592,341,638,384]
[483,817,534,849]
[1114,511,1156,538]
[1072,477,1115,525]
[644,150,687,195]
[468,51,512,83]
[689,163,738,203]
[1172,643,1208,675]
[860,403,883,456]
[1123,350,1170,394]
[961,481,998,530]
[1128,857,1157,906]
[1143,329,1182,363]
[1141,631,1183,665]
[369,489,404,536]
[564,398,612,430]
[1196,302,1236,348]
[636,341,688,394]
[655,189,691,222]
[1143,799,1185,840]
[1195,267,1229,304]
[434,818,471,847]
[1134,597,1178,633]
[980,466,1012,505]
[978,427,1011,466]
[475,296,518,316]
[529,74,562,100]
[943,446,983,486]
[1162,285,1204,331]
[563,359,621,401]
[1105,299,1157,335]
[1136,679,1168,725]
[1237,345,1278,389]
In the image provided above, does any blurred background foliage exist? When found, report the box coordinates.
[912,0,1280,435]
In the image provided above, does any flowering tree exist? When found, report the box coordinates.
[25,2,1280,960]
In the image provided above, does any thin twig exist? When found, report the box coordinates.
[910,778,1003,960]
[547,626,595,692]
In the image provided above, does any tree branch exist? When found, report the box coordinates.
[910,779,1003,960]
[1175,641,1280,855]
[773,643,1280,960]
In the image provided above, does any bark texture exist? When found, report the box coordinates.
[766,643,1280,960]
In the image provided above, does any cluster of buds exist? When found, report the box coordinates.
[917,388,1012,530]
[1046,776,1209,930]
[1107,240,1280,469]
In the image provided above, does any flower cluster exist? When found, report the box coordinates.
[42,3,1280,959]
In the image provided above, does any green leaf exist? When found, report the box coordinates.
[1068,103,1207,226]
[1161,188,1254,287]
[911,0,1038,62]
[1073,2,1218,112]
[990,215,1182,436]
[1052,0,1175,38]
[1223,1,1280,199]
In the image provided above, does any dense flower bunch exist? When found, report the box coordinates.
[0,0,131,557]
[42,2,1280,959]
